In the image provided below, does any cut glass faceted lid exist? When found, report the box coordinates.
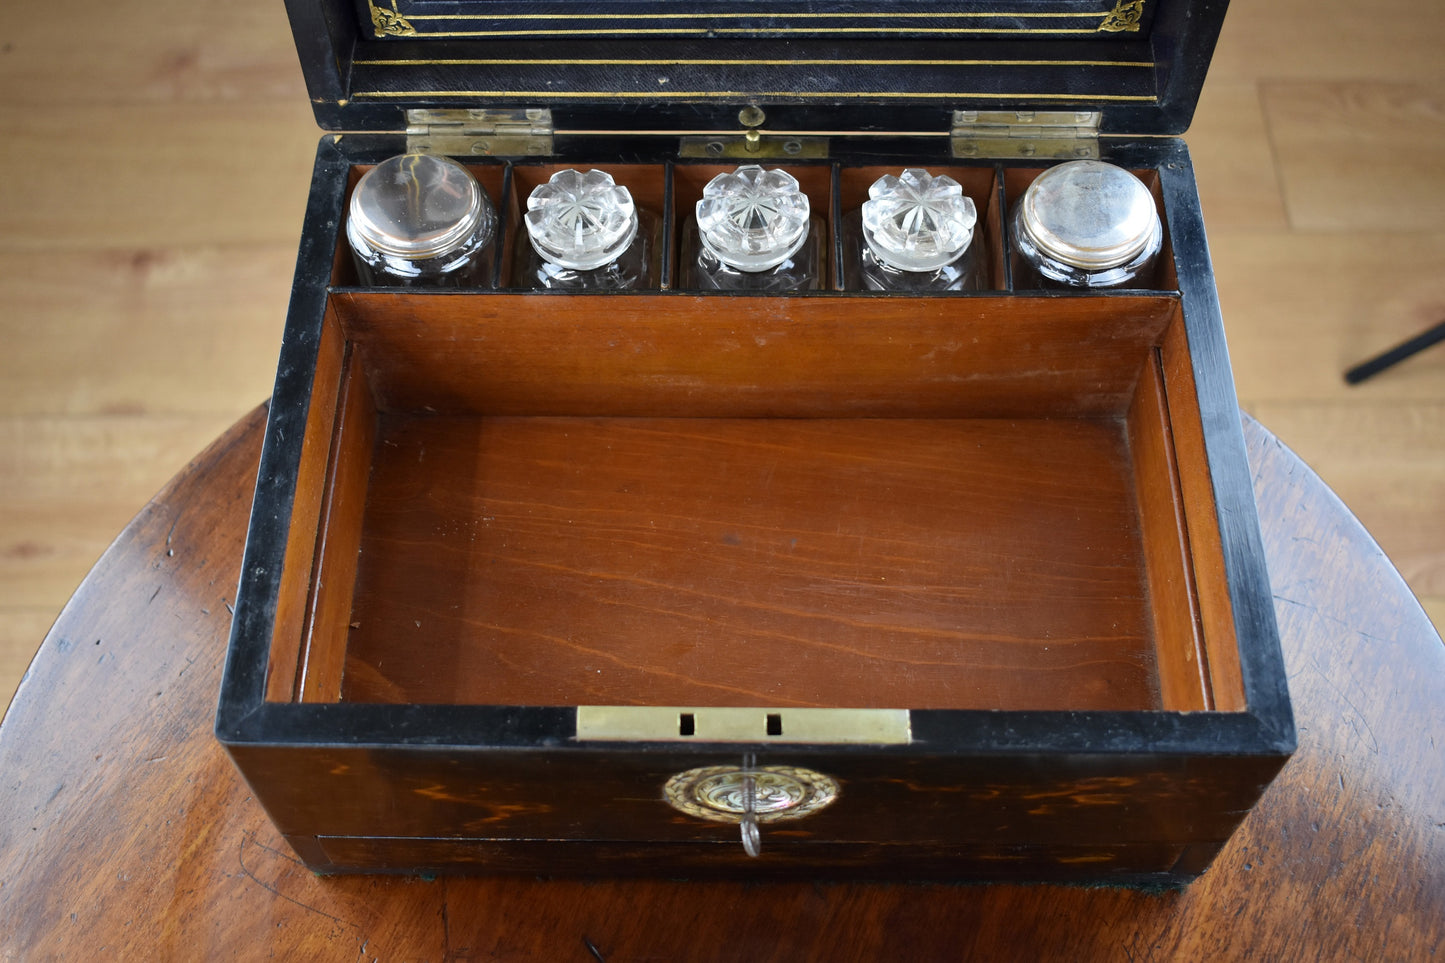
[348,153,492,259]
[524,169,638,271]
[695,165,812,272]
[862,169,977,272]
[1016,160,1162,270]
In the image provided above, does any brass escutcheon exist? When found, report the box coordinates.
[664,765,839,824]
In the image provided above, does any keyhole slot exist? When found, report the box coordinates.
[678,712,696,736]
[766,713,784,736]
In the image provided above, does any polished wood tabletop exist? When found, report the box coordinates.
[0,407,1439,961]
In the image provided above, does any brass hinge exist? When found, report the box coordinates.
[951,110,1101,160]
[405,108,554,157]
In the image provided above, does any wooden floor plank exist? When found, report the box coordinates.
[0,246,290,415]
[0,103,318,252]
[1263,82,1445,232]
[1209,0,1445,84]
[1188,82,1289,231]
[0,611,56,707]
[1212,232,1445,403]
[1424,598,1445,637]
[0,0,306,105]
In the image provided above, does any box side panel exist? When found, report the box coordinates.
[297,346,378,702]
[264,306,348,702]
[1128,343,1211,711]
[227,742,1287,874]
[1160,310,1246,709]
[1159,152,1291,735]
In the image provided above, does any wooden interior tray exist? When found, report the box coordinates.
[265,288,1244,719]
[218,139,1293,883]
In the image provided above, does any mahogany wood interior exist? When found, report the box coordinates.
[1160,316,1246,709]
[330,292,1177,418]
[263,287,1244,713]
[264,301,346,702]
[341,413,1154,708]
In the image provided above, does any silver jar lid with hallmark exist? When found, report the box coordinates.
[1015,160,1161,271]
[348,153,494,260]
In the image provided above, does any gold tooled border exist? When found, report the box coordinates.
[352,89,1159,103]
[355,58,1156,68]
[366,0,1147,39]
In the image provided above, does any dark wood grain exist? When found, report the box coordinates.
[0,410,1439,960]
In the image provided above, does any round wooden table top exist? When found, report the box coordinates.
[0,407,1439,960]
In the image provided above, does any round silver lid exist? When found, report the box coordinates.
[349,154,487,260]
[1017,160,1160,270]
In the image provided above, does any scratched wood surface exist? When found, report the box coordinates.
[0,409,1437,960]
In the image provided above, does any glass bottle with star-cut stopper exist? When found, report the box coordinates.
[680,165,825,292]
[512,168,661,291]
[841,168,986,292]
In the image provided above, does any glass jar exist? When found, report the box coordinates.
[513,169,661,291]
[842,169,986,293]
[680,165,824,292]
[1010,159,1163,290]
[347,153,498,287]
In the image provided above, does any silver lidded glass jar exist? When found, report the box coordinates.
[514,169,661,291]
[1010,159,1163,290]
[842,169,986,292]
[681,165,824,292]
[347,153,498,287]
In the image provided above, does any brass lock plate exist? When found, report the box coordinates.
[576,706,911,744]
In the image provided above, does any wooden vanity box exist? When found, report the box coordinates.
[216,0,1295,883]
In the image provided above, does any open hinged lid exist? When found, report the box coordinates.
[286,0,1230,139]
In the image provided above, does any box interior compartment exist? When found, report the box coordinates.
[330,162,1175,294]
[263,278,1246,715]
